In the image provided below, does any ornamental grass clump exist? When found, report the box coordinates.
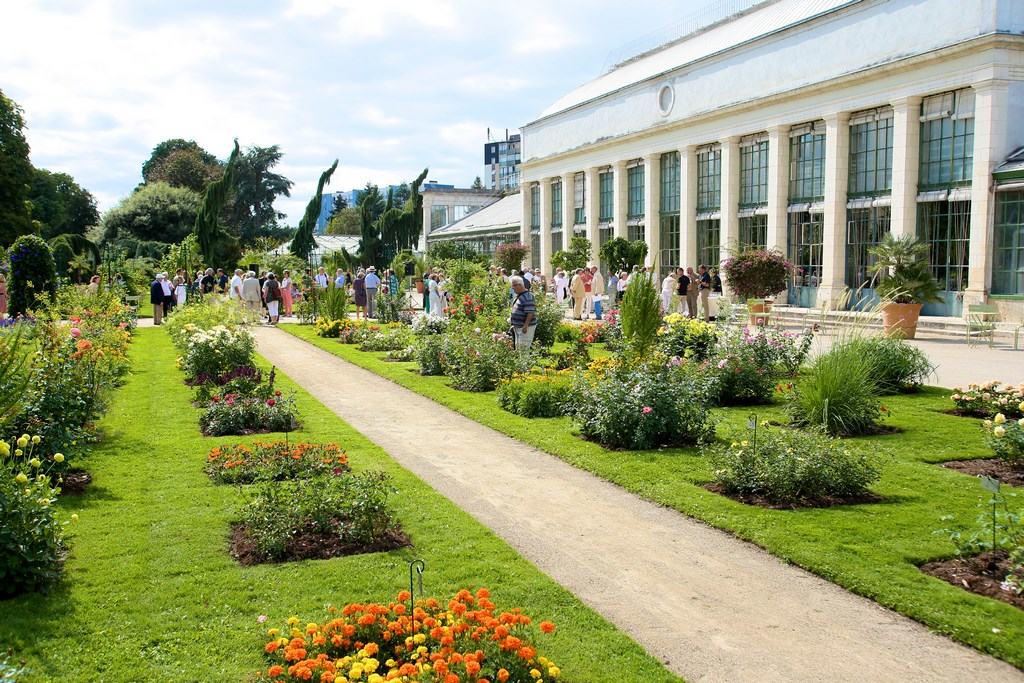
[205,441,350,484]
[983,413,1024,468]
[786,339,882,436]
[847,335,934,393]
[619,270,661,357]
[705,425,882,506]
[256,588,561,683]
[570,358,716,450]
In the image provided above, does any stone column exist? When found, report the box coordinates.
[966,80,1009,305]
[539,179,551,275]
[890,96,921,239]
[644,153,661,267]
[766,126,790,255]
[680,145,698,268]
[419,194,433,252]
[819,112,850,309]
[561,172,574,247]
[720,136,741,259]
[520,185,532,267]
[612,160,628,240]
[585,166,600,265]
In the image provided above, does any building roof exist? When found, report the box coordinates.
[536,0,855,120]
[995,147,1024,179]
[279,234,361,255]
[429,193,521,239]
[422,186,501,197]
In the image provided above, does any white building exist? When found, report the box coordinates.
[418,185,502,252]
[519,0,1024,317]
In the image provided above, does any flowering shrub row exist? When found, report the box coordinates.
[200,391,298,436]
[983,412,1024,466]
[205,441,350,484]
[256,588,560,682]
[952,382,1024,419]
[180,325,256,382]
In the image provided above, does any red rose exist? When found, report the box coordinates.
[266,399,276,407]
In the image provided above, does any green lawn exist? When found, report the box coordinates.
[0,329,677,682]
[283,323,1024,668]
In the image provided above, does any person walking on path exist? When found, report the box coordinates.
[262,273,282,325]
[698,264,712,321]
[0,274,7,319]
[150,274,166,325]
[616,270,628,303]
[334,269,346,288]
[280,270,294,317]
[590,266,605,319]
[387,269,400,298]
[685,267,699,319]
[200,268,216,295]
[353,269,367,319]
[241,271,262,317]
[160,272,174,315]
[580,267,594,319]
[509,275,537,351]
[569,268,587,320]
[553,269,568,306]
[365,267,381,318]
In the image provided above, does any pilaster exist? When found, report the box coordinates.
[680,146,698,268]
[612,160,628,240]
[966,80,1009,305]
[585,166,601,266]
[561,172,574,247]
[720,136,741,258]
[644,153,661,267]
[819,112,850,309]
[539,179,551,275]
[890,96,922,239]
[766,126,789,255]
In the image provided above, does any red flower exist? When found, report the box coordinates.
[266,398,276,407]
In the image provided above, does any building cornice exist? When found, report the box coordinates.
[521,33,1024,173]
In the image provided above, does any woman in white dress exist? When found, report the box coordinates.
[174,276,187,307]
[660,271,676,314]
[428,274,444,318]
[553,269,568,306]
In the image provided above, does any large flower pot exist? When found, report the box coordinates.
[881,302,922,339]
[748,299,772,326]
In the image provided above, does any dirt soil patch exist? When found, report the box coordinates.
[941,459,1024,487]
[921,550,1024,610]
[60,470,92,495]
[704,483,883,510]
[229,522,411,566]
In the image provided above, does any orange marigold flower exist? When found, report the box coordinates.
[539,621,555,634]
[497,669,510,682]
[267,665,284,677]
[265,641,280,653]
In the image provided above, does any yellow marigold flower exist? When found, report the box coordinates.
[287,616,300,626]
[548,665,561,678]
[349,665,363,678]
[368,675,384,683]
[413,633,426,644]
[530,669,542,679]
[267,628,279,637]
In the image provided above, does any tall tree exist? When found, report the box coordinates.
[356,183,385,223]
[29,169,100,238]
[142,138,220,184]
[326,207,361,235]
[373,168,429,265]
[471,176,484,189]
[195,141,241,266]
[0,89,34,246]
[290,159,338,261]
[146,147,223,192]
[101,182,200,245]
[222,144,293,242]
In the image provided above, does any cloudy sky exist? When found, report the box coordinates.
[2,0,723,223]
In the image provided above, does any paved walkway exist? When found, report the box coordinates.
[253,326,1021,683]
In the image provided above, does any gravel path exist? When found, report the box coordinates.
[254,326,1022,683]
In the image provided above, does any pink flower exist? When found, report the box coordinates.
[642,406,653,414]
[70,327,81,338]
[257,614,268,623]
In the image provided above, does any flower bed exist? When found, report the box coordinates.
[983,413,1024,468]
[950,382,1024,419]
[200,392,298,437]
[205,441,350,484]
[179,325,255,382]
[438,330,529,392]
[256,588,560,682]
[232,471,405,564]
[657,314,717,361]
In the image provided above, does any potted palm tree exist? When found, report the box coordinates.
[868,235,942,339]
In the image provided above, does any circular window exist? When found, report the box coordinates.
[657,83,674,116]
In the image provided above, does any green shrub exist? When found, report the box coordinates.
[373,289,407,324]
[165,298,246,352]
[847,336,933,393]
[0,435,66,597]
[570,358,716,450]
[440,331,529,392]
[984,414,1024,467]
[358,324,413,352]
[179,325,255,382]
[531,295,565,349]
[238,471,399,561]
[786,342,881,436]
[657,313,717,361]
[415,335,445,376]
[554,323,581,344]
[711,326,809,406]
[619,271,661,356]
[8,234,57,316]
[497,371,572,418]
[205,440,350,485]
[706,425,882,505]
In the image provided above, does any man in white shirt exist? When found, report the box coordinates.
[364,266,381,317]
[229,269,243,301]
[315,267,329,289]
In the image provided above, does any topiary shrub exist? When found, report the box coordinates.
[8,234,56,316]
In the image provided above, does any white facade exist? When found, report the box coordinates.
[520,0,1024,316]
[418,187,502,252]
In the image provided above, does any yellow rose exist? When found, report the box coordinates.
[994,413,1007,424]
[53,453,64,463]
[15,473,28,484]
[16,436,28,448]
[29,458,41,468]
[31,435,41,444]
[994,426,1007,438]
